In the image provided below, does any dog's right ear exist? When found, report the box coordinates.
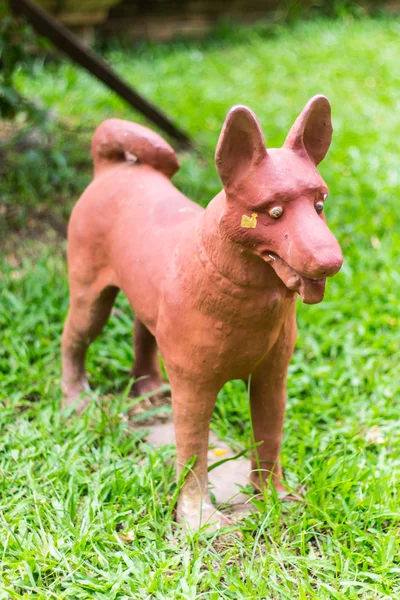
[216,106,267,190]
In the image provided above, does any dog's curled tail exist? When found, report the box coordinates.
[91,118,180,178]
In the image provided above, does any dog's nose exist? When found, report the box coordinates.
[308,247,343,279]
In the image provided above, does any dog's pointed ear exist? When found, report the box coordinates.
[284,95,332,165]
[216,105,267,189]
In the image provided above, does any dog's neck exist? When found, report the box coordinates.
[197,191,286,293]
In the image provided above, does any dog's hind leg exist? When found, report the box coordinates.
[131,317,164,399]
[61,280,118,411]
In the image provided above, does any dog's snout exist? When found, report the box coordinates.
[307,247,343,279]
[285,212,343,281]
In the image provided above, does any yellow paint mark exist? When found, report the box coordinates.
[241,212,258,228]
[214,448,227,457]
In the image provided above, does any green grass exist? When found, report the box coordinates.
[1,16,400,599]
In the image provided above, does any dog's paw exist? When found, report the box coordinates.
[177,495,233,532]
[250,472,302,502]
[61,378,91,413]
[131,375,168,400]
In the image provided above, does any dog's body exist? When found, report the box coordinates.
[62,97,343,529]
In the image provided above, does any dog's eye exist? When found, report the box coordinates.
[315,201,324,214]
[269,206,283,219]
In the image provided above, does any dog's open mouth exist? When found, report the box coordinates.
[263,252,326,305]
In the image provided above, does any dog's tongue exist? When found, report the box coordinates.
[297,277,326,304]
[265,254,326,304]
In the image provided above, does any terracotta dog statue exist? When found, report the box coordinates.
[62,95,343,530]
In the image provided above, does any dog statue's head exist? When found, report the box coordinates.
[215,96,343,304]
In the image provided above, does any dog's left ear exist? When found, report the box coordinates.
[284,95,332,165]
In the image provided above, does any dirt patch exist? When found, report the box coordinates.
[128,389,172,426]
[1,210,67,258]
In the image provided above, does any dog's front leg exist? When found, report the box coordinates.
[168,373,228,531]
[249,319,297,496]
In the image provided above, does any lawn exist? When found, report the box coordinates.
[1,15,400,599]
